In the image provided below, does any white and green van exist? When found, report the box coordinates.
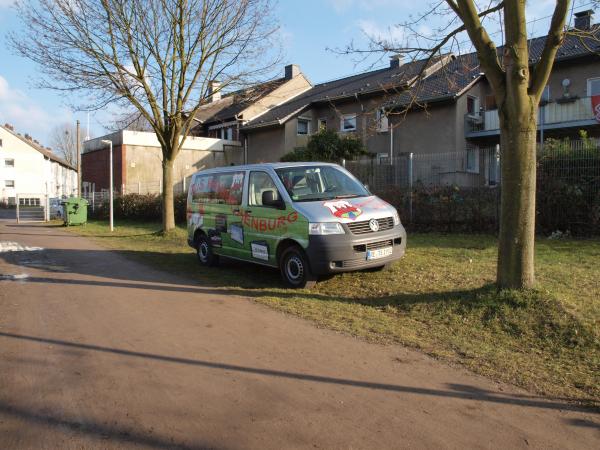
[186,162,406,288]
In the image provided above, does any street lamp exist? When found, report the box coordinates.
[100,139,114,231]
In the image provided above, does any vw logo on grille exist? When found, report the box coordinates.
[369,219,380,232]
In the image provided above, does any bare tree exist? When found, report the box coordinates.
[11,0,280,231]
[339,1,581,290]
[49,123,80,167]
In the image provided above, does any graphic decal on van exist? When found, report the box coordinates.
[241,210,298,231]
[230,223,244,244]
[208,229,222,247]
[251,241,269,261]
[323,200,362,220]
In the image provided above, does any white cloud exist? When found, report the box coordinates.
[328,0,410,14]
[0,0,15,8]
[0,75,72,145]
[358,19,406,44]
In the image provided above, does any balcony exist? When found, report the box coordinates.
[465,96,599,137]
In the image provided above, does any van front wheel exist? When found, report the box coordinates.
[280,246,316,289]
[196,235,219,267]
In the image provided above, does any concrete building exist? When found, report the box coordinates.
[82,130,242,194]
[0,123,77,206]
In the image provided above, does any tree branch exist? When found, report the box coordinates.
[529,0,570,100]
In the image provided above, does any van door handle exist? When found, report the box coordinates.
[245,210,252,215]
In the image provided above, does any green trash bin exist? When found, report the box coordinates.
[62,197,88,226]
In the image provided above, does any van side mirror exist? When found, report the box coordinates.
[262,190,285,209]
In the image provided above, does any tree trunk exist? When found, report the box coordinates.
[161,155,176,232]
[497,101,537,289]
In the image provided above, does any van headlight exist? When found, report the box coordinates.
[392,211,401,226]
[308,222,345,235]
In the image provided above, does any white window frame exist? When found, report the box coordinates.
[466,148,479,174]
[317,118,327,131]
[587,77,600,96]
[5,180,15,188]
[376,109,389,132]
[297,117,310,135]
[5,158,15,167]
[340,114,357,132]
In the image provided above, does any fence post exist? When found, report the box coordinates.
[138,181,141,194]
[408,152,414,223]
[121,183,125,195]
[16,195,20,224]
[183,177,186,192]
[341,158,346,168]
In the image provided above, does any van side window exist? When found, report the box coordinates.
[248,171,282,207]
[190,171,244,205]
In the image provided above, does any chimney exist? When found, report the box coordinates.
[574,10,593,30]
[24,133,32,141]
[389,54,405,69]
[208,80,221,102]
[285,64,300,80]
[4,123,13,131]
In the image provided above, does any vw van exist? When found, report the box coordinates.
[186,163,406,288]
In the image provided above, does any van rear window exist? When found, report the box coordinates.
[190,172,244,205]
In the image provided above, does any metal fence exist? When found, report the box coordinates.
[81,139,600,234]
[343,139,600,234]
[344,147,500,191]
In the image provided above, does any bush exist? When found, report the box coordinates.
[89,192,188,224]
[281,129,369,162]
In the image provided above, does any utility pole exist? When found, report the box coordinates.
[76,120,82,197]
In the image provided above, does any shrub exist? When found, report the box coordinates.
[89,192,188,224]
[281,129,369,162]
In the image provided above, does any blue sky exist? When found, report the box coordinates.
[0,0,593,145]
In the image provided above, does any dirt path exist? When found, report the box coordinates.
[0,218,598,449]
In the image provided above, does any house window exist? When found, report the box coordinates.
[587,77,600,96]
[0,138,3,147]
[467,95,479,116]
[19,197,40,206]
[341,114,357,132]
[318,118,327,131]
[376,109,389,132]
[5,159,14,167]
[542,85,551,102]
[5,180,15,188]
[466,149,479,173]
[297,118,310,135]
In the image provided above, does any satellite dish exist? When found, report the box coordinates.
[562,78,571,88]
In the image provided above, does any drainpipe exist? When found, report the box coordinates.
[389,121,394,164]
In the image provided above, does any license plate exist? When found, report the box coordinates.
[366,246,393,260]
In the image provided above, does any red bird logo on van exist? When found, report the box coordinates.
[323,200,362,220]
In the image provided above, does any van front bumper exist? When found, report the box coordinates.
[305,224,407,274]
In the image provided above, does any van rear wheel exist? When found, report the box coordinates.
[280,246,316,289]
[196,235,219,267]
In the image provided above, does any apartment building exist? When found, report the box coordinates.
[238,9,600,186]
[0,123,77,206]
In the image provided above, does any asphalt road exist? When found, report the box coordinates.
[0,218,598,449]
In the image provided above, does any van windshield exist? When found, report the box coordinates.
[275,165,369,202]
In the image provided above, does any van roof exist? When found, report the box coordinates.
[192,161,342,175]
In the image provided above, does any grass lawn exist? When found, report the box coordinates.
[65,219,599,406]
